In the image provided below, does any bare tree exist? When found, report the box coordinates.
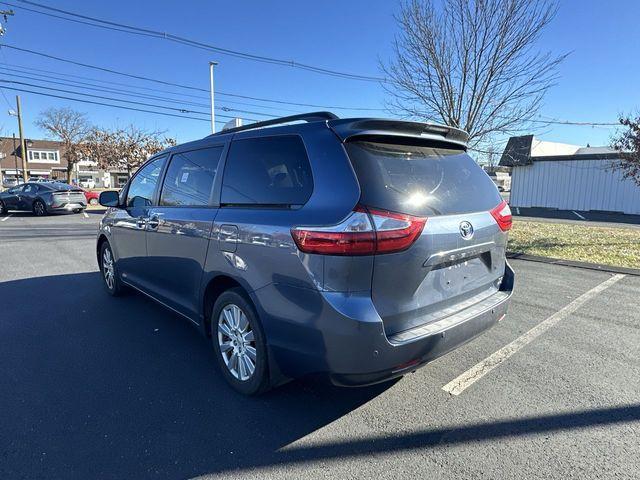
[610,114,640,186]
[83,125,176,178]
[79,127,119,171]
[35,107,92,183]
[382,0,566,148]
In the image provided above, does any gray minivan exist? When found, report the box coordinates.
[97,112,514,395]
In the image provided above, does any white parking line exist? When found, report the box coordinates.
[442,273,626,396]
[1,214,12,222]
[572,210,586,220]
[83,211,89,218]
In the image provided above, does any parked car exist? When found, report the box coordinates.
[0,181,87,215]
[82,188,100,205]
[2,177,20,189]
[96,112,514,395]
[27,177,54,183]
[80,178,96,189]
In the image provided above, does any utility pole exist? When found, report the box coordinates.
[209,61,218,134]
[12,134,18,181]
[0,140,3,188]
[16,95,28,182]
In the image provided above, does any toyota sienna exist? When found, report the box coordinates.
[96,112,515,395]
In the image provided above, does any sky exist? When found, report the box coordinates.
[0,0,638,152]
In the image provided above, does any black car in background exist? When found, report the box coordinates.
[0,181,87,216]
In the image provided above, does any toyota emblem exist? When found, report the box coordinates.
[459,221,474,240]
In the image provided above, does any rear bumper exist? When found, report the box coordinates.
[254,262,515,386]
[48,202,86,211]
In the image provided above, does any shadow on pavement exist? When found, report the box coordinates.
[0,272,393,479]
[3,273,638,478]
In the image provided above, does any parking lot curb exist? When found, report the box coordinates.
[507,252,640,277]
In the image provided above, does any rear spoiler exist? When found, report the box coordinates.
[328,118,469,148]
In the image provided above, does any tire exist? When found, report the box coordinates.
[0,200,6,215]
[99,241,125,296]
[211,288,270,395]
[89,198,99,206]
[33,200,47,216]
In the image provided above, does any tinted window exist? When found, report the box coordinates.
[160,147,223,206]
[22,184,36,195]
[221,136,313,206]
[126,156,166,208]
[345,141,501,216]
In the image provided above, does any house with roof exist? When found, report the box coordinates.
[499,135,640,215]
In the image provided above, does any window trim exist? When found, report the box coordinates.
[123,154,168,209]
[157,144,225,209]
[219,134,314,209]
[28,149,60,164]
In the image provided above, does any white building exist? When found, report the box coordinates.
[500,135,640,215]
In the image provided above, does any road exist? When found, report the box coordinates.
[1,211,639,479]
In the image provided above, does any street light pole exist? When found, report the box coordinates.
[16,95,28,182]
[209,61,218,134]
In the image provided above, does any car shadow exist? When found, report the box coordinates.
[0,272,394,479]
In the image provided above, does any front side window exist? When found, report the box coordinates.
[221,136,313,206]
[126,156,166,208]
[160,146,223,206]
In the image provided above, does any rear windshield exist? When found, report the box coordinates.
[345,141,501,216]
[47,182,81,191]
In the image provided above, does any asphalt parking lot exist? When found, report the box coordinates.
[1,211,639,479]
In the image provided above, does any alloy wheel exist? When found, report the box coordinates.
[217,304,257,381]
[34,201,45,216]
[102,247,115,290]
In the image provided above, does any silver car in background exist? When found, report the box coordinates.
[0,181,87,216]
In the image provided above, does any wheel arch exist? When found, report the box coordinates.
[96,234,110,265]
[202,274,249,337]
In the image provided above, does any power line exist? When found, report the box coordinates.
[1,62,308,114]
[5,0,386,83]
[0,43,387,111]
[0,46,15,109]
[0,68,281,118]
[532,115,619,127]
[0,84,229,123]
[0,78,266,122]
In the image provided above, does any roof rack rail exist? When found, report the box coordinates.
[212,111,339,136]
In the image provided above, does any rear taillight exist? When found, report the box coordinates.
[490,200,512,231]
[291,206,427,256]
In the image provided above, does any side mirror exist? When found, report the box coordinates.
[99,190,121,208]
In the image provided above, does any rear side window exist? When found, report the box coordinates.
[345,141,501,216]
[221,136,313,206]
[160,146,223,206]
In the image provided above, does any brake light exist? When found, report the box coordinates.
[490,200,512,231]
[291,206,427,256]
